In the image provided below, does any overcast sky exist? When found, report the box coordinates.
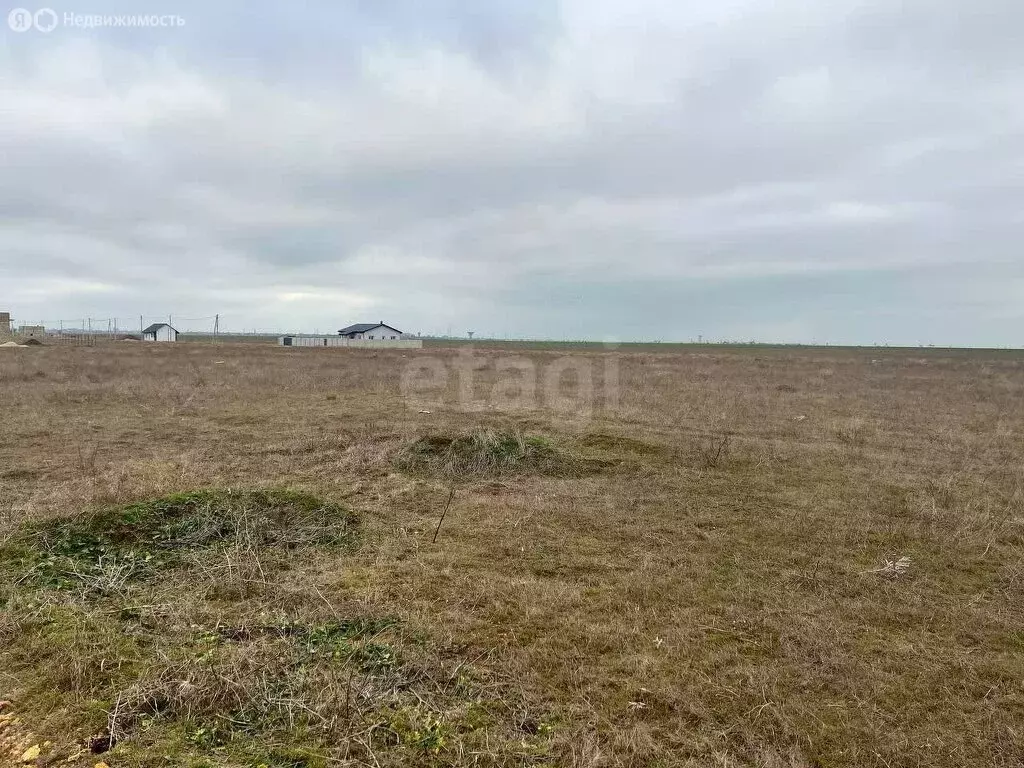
[2,0,1022,344]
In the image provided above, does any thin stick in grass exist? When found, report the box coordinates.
[432,485,457,543]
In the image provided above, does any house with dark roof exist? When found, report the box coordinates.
[337,322,403,340]
[278,321,418,348]
[141,323,178,342]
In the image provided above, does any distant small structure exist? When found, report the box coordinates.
[141,323,179,342]
[337,322,404,340]
[279,335,422,349]
[17,325,45,338]
[280,321,422,348]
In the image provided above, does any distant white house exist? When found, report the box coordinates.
[141,323,178,342]
[337,322,404,340]
[279,322,420,348]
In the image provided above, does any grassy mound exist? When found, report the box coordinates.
[3,489,358,591]
[0,490,554,765]
[395,429,585,479]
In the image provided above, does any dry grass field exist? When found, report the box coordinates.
[1,341,1022,767]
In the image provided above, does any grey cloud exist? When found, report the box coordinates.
[1,0,1022,343]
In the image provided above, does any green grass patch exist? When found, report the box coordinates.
[0,489,552,765]
[395,428,590,479]
[1,489,358,591]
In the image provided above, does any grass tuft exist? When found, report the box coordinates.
[2,489,357,590]
[395,428,589,479]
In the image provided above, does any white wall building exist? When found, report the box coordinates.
[279,321,421,348]
[141,323,178,342]
[278,335,422,349]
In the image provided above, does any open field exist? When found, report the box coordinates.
[179,333,1024,357]
[1,342,1023,767]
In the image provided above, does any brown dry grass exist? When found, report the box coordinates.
[1,341,1023,767]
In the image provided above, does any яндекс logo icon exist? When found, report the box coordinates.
[7,7,34,31]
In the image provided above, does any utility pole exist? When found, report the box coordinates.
[139,315,143,334]
[213,314,219,342]
[88,318,92,334]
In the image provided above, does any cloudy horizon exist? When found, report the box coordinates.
[2,1,1022,345]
